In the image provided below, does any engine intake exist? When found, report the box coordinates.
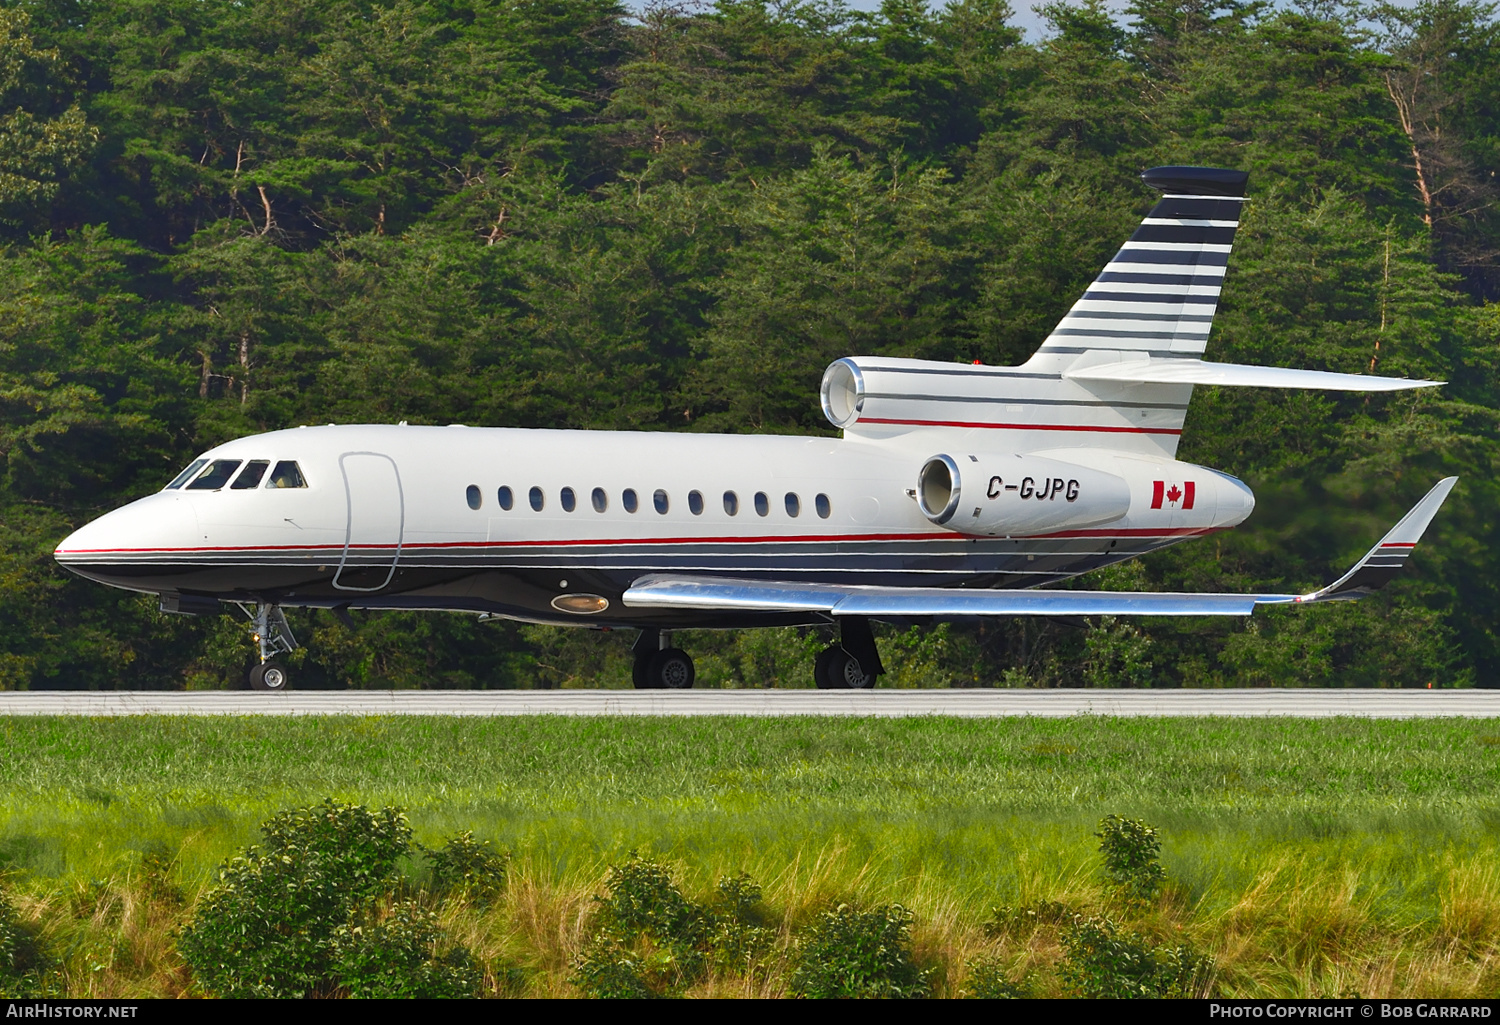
[916,453,1131,535]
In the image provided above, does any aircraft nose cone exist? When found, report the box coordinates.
[53,494,201,570]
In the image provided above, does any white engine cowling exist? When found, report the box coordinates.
[917,452,1131,535]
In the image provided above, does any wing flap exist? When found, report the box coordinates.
[1064,359,1443,392]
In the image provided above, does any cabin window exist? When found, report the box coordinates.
[816,493,831,519]
[623,488,639,513]
[498,486,514,510]
[723,491,739,515]
[165,459,208,490]
[529,486,544,511]
[653,489,669,514]
[561,487,577,512]
[688,490,704,515]
[466,485,482,510]
[592,487,608,513]
[187,460,242,490]
[266,461,307,489]
[785,493,800,517]
[754,492,769,517]
[231,460,269,490]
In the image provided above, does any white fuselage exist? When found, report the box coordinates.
[53,423,1253,627]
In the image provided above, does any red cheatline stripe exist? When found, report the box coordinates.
[1380,542,1417,549]
[54,527,1220,557]
[860,418,1183,436]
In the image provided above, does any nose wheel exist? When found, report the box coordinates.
[238,602,298,692]
[249,662,290,691]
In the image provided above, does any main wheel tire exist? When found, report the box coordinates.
[814,646,845,689]
[249,662,290,692]
[648,648,695,690]
[632,654,656,690]
[818,646,873,690]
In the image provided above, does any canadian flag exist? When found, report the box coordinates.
[1151,481,1195,510]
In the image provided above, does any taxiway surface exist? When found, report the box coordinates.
[1,689,1497,717]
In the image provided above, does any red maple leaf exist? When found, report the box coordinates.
[1166,484,1182,505]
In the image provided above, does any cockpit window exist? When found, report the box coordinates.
[231,460,269,490]
[186,459,242,490]
[165,459,208,490]
[266,461,307,489]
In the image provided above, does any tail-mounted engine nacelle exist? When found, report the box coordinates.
[917,453,1131,535]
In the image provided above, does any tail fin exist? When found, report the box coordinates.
[1033,165,1248,364]
[820,165,1438,453]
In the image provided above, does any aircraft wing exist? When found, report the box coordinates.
[622,478,1458,618]
[1064,358,1444,392]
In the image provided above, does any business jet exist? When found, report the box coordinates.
[54,166,1456,692]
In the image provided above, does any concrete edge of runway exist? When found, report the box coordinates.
[1,688,1498,718]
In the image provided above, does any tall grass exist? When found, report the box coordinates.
[1,715,1498,997]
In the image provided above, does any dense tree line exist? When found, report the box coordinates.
[0,0,1496,690]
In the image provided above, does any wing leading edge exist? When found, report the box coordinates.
[621,478,1458,618]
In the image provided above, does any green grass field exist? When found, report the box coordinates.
[2,715,1499,997]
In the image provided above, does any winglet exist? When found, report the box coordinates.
[1285,477,1459,604]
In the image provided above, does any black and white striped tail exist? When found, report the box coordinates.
[1038,166,1248,361]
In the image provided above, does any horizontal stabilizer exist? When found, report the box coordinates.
[622,478,1457,617]
[1064,358,1443,392]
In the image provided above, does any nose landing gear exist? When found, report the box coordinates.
[239,602,297,692]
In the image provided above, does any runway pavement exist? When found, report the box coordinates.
[0,688,1497,717]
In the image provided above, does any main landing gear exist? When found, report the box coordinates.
[240,602,297,692]
[632,628,696,689]
[814,618,885,690]
[630,619,886,691]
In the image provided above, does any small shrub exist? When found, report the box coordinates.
[333,900,482,998]
[425,831,507,902]
[178,799,417,998]
[572,853,710,997]
[962,955,1032,998]
[790,902,931,999]
[707,873,774,972]
[594,852,708,951]
[1059,916,1212,998]
[1096,814,1166,902]
[985,899,1075,935]
[571,940,658,999]
[572,858,775,997]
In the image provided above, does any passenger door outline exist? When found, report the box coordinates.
[333,451,405,592]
